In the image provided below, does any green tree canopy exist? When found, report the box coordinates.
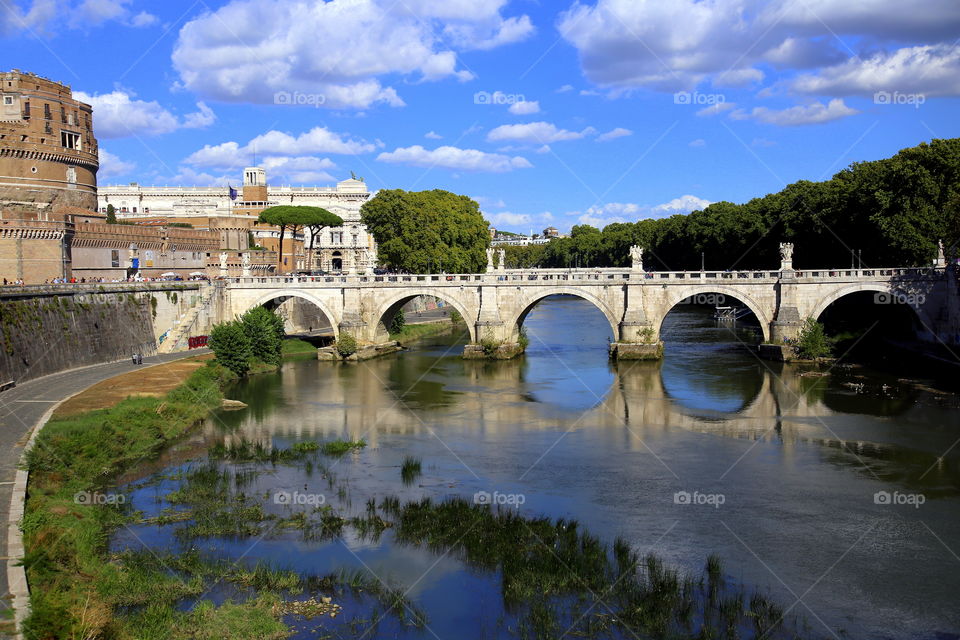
[360,189,490,273]
[258,206,337,271]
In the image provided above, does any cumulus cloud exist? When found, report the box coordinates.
[377,145,533,173]
[74,90,215,138]
[555,0,960,121]
[171,0,533,109]
[97,148,134,180]
[556,84,574,93]
[1,0,158,33]
[653,195,713,215]
[508,100,540,115]
[596,127,632,142]
[731,99,859,126]
[696,102,736,117]
[185,126,376,169]
[791,44,960,97]
[424,131,443,139]
[487,121,595,144]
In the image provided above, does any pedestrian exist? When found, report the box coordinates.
[137,353,143,365]
[131,353,137,365]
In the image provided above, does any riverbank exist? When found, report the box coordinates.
[390,318,465,346]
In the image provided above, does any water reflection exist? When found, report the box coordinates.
[143,297,960,640]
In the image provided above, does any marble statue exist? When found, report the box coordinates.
[486,247,495,272]
[219,252,228,271]
[629,245,644,270]
[779,242,794,262]
[497,248,506,270]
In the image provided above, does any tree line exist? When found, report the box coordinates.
[506,138,959,271]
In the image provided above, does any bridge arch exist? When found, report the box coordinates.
[808,283,934,329]
[656,285,772,342]
[510,287,620,339]
[244,289,340,338]
[373,289,476,343]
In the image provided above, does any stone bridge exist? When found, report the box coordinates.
[218,253,959,359]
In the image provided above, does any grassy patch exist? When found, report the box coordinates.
[320,439,367,456]
[390,321,460,346]
[400,456,421,485]
[282,338,318,355]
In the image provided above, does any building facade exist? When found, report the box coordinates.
[98,168,377,273]
[0,70,99,213]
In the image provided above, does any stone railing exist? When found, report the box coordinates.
[0,282,200,299]
[225,265,945,287]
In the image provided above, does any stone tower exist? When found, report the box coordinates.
[0,70,99,213]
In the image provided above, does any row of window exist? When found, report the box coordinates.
[99,206,149,214]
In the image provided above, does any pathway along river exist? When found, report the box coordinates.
[114,296,959,639]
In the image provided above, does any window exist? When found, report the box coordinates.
[110,250,120,268]
[2,96,11,105]
[132,207,137,213]
[43,103,51,119]
[60,131,81,150]
[330,231,343,244]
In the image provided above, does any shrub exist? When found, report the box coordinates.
[449,309,463,324]
[794,317,831,359]
[241,306,284,365]
[389,308,406,334]
[336,332,357,357]
[209,320,253,375]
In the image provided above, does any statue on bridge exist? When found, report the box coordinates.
[497,248,506,271]
[241,252,251,276]
[486,247,495,272]
[936,239,946,267]
[779,242,794,262]
[630,245,644,271]
[219,252,228,275]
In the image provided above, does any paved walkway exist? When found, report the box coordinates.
[0,350,208,632]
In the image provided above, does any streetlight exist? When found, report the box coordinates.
[701,252,705,271]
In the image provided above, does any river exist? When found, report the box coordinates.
[114,295,960,639]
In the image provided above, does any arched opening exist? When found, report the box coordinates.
[248,292,338,343]
[815,288,926,368]
[512,294,616,408]
[331,251,343,272]
[376,293,474,344]
[657,291,765,413]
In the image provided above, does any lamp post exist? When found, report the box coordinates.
[701,252,705,271]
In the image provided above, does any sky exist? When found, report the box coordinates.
[2,0,958,233]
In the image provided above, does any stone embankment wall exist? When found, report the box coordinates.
[0,284,199,384]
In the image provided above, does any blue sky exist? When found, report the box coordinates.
[3,0,958,233]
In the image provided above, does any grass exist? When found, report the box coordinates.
[389,322,461,346]
[320,438,367,456]
[282,337,319,354]
[19,362,297,639]
[400,456,422,485]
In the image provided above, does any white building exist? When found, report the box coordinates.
[97,168,377,273]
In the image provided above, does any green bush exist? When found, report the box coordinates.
[794,317,831,359]
[389,308,406,335]
[209,320,253,375]
[336,332,357,357]
[449,309,463,324]
[241,306,284,365]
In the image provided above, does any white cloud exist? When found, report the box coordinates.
[556,0,960,97]
[696,102,736,117]
[97,148,134,179]
[377,145,533,172]
[425,131,443,139]
[185,126,376,168]
[556,84,574,93]
[596,127,632,142]
[74,90,215,138]
[732,99,859,126]
[172,0,533,109]
[489,212,532,226]
[1,0,159,32]
[129,10,158,27]
[689,138,706,147]
[487,121,594,144]
[653,195,712,215]
[508,100,540,115]
[791,44,960,97]
[751,138,777,148]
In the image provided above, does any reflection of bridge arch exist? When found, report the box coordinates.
[809,283,933,330]
[511,289,620,338]
[373,290,476,342]
[246,289,340,338]
[659,359,766,415]
[656,285,771,342]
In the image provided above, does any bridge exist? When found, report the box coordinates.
[209,249,959,360]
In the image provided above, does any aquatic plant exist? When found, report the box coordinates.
[400,456,422,485]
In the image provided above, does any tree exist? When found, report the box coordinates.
[794,317,831,360]
[389,308,406,335]
[304,208,343,272]
[257,206,331,272]
[240,306,284,366]
[105,204,117,224]
[208,320,253,375]
[361,189,490,273]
